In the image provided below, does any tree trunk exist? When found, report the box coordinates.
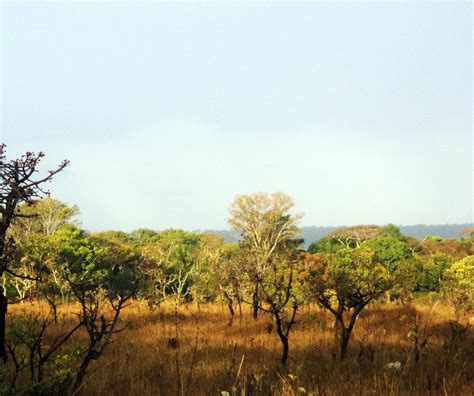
[337,304,365,361]
[340,327,350,361]
[280,336,289,365]
[73,356,91,392]
[227,302,235,326]
[275,311,289,365]
[252,283,259,320]
[0,288,7,363]
[73,344,98,392]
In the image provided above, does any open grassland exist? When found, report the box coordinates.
[9,301,474,396]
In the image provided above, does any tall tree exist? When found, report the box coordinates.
[0,145,68,363]
[228,192,302,319]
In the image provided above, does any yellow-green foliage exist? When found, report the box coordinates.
[444,255,474,312]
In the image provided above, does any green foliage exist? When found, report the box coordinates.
[414,253,453,293]
[88,231,142,299]
[190,233,228,303]
[308,225,408,260]
[307,237,342,254]
[331,248,389,305]
[381,224,405,239]
[137,229,201,305]
[303,246,393,359]
[9,198,79,238]
[304,246,392,312]
[3,311,82,394]
[50,225,109,291]
[308,225,415,302]
[128,228,161,247]
[443,255,474,312]
[365,234,410,272]
[424,235,443,242]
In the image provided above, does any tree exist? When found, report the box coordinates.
[258,241,304,364]
[311,225,414,303]
[1,220,138,393]
[421,238,473,260]
[308,225,383,254]
[460,227,474,240]
[228,192,302,319]
[443,256,474,315]
[324,225,382,248]
[212,243,246,324]
[3,232,51,301]
[128,228,160,247]
[9,198,79,238]
[190,233,226,308]
[364,225,413,302]
[0,145,68,363]
[414,253,453,293]
[138,229,200,306]
[4,199,79,301]
[47,224,137,391]
[303,247,392,360]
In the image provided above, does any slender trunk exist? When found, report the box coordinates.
[73,354,92,392]
[0,288,7,363]
[227,302,235,316]
[340,327,350,360]
[338,304,365,361]
[0,238,8,365]
[275,312,289,365]
[221,289,236,325]
[281,337,289,365]
[227,302,235,326]
[38,361,44,384]
[334,317,340,337]
[252,283,259,320]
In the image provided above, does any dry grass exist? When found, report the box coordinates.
[8,301,474,395]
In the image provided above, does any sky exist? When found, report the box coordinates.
[1,1,472,232]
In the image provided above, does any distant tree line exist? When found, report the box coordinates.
[204,224,474,249]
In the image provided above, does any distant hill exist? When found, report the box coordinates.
[203,224,473,249]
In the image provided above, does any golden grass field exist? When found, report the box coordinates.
[9,300,474,396]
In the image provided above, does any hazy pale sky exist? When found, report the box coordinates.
[1,1,472,231]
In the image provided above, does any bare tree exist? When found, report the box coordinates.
[0,144,68,362]
[326,225,382,248]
